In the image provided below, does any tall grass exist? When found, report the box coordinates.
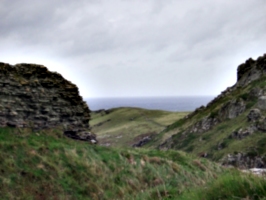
[1,127,265,199]
[180,170,266,200]
[0,127,226,199]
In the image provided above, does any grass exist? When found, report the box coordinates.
[1,128,266,199]
[0,126,253,200]
[180,171,266,200]
[90,107,189,147]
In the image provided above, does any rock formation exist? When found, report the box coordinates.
[182,54,266,135]
[156,54,266,168]
[236,55,266,86]
[0,62,96,143]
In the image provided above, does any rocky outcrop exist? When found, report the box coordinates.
[187,117,218,134]
[156,53,266,170]
[237,54,266,86]
[219,98,246,119]
[170,55,266,136]
[0,62,95,142]
[229,126,256,140]
[247,108,261,122]
[258,96,266,110]
[132,136,151,147]
[184,98,246,135]
[222,153,265,169]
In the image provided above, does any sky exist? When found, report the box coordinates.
[0,0,266,98]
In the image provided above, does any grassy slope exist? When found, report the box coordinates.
[0,127,218,199]
[2,127,266,200]
[149,76,266,161]
[90,107,189,147]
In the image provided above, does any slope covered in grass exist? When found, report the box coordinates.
[90,107,189,147]
[180,171,266,200]
[0,127,251,199]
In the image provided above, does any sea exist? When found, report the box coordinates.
[85,96,215,112]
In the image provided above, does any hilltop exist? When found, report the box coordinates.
[90,107,189,147]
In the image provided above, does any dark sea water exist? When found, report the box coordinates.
[85,96,215,112]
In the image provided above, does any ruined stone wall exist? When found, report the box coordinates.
[0,62,94,141]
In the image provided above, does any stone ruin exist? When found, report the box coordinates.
[0,62,96,143]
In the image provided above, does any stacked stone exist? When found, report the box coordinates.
[0,62,95,142]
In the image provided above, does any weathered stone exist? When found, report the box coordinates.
[191,117,218,133]
[132,136,151,147]
[236,54,266,86]
[219,98,246,119]
[249,87,263,98]
[64,130,97,144]
[7,121,17,127]
[0,62,95,142]
[258,96,266,110]
[222,153,265,169]
[247,109,261,122]
[229,126,256,140]
[256,118,266,132]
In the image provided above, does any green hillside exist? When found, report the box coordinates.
[2,127,266,199]
[148,55,266,168]
[90,107,189,147]
[0,127,233,199]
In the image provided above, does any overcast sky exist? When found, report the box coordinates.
[0,0,265,98]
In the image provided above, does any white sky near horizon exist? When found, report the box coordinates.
[0,0,266,98]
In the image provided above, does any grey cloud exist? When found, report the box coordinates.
[0,0,266,97]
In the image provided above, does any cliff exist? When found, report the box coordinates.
[0,62,96,142]
[148,54,266,169]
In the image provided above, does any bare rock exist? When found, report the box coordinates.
[132,136,151,147]
[190,117,218,133]
[247,108,261,122]
[64,130,97,143]
[222,153,265,169]
[258,96,266,110]
[219,98,246,119]
[229,126,256,140]
[256,118,266,131]
[236,54,266,87]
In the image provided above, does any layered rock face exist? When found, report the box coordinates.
[0,62,95,142]
[237,54,266,86]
